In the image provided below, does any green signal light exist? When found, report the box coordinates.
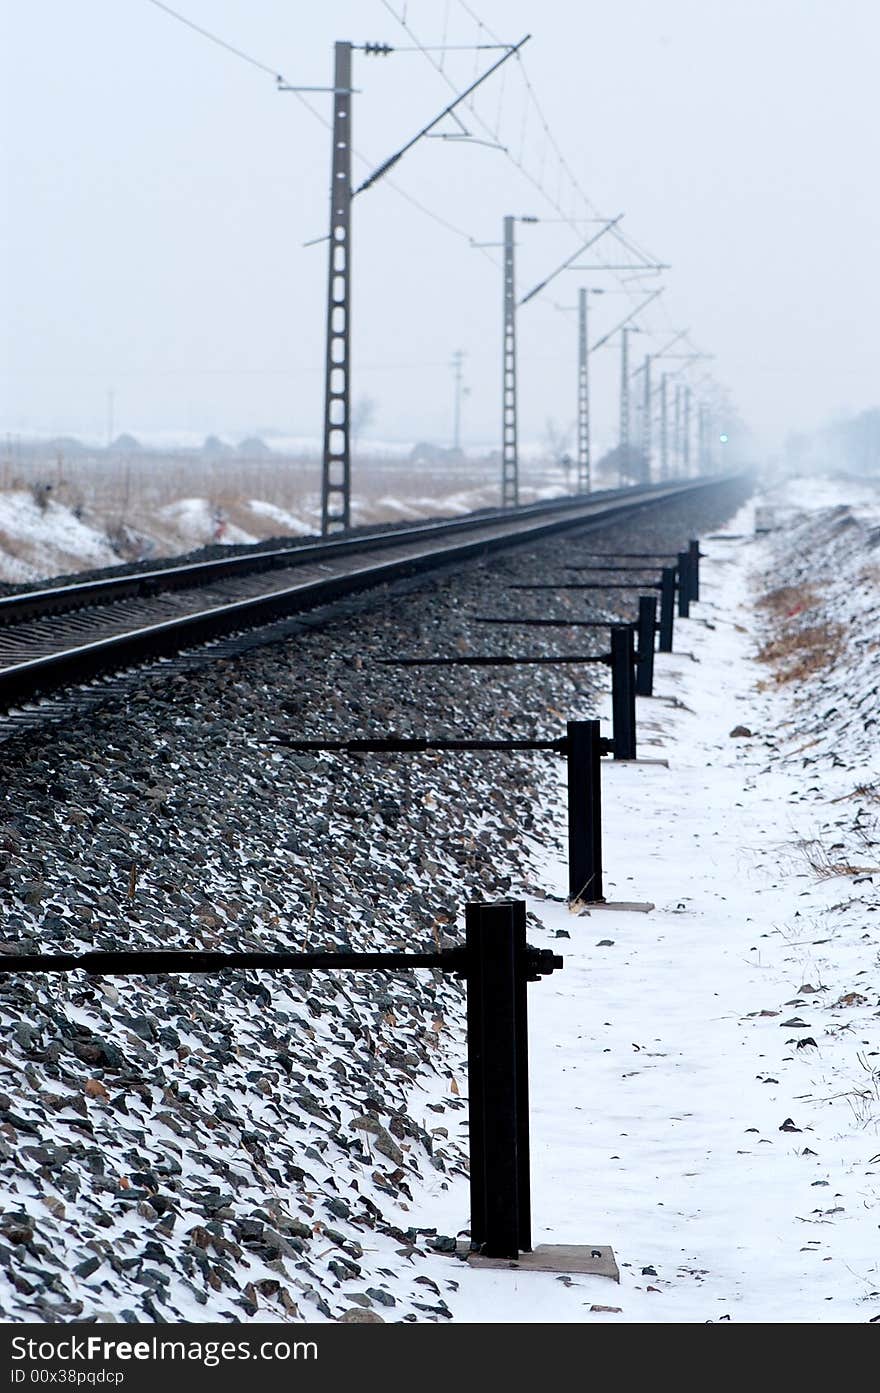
[719,433,729,443]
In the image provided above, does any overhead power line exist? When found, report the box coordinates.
[138,0,499,260]
[355,35,529,195]
[142,0,284,80]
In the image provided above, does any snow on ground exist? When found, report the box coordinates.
[156,498,257,548]
[0,447,592,583]
[0,491,118,583]
[3,467,879,1323]
[245,500,313,535]
[415,475,880,1323]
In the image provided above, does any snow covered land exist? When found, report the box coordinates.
[0,473,878,1324]
[425,474,880,1323]
[0,447,582,585]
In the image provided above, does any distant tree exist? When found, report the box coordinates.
[410,441,460,465]
[111,433,140,452]
[350,397,377,446]
[47,437,86,454]
[202,435,233,456]
[237,436,272,457]
[603,442,649,487]
[543,417,575,485]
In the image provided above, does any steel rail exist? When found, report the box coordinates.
[0,483,659,626]
[0,474,744,711]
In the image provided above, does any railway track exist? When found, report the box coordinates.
[0,474,744,714]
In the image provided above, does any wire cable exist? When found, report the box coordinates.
[142,0,285,80]
[138,0,494,259]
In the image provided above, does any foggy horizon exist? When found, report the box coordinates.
[3,1,879,455]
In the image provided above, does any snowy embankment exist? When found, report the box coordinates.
[0,487,736,1325]
[419,474,880,1323]
[0,451,582,584]
[0,492,119,583]
[5,472,877,1325]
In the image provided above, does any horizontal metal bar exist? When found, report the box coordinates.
[275,737,567,753]
[0,944,564,979]
[0,949,464,974]
[0,491,673,629]
[473,617,636,628]
[509,583,659,591]
[375,653,610,667]
[0,477,737,710]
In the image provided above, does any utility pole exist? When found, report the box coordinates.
[700,405,714,473]
[673,383,681,476]
[641,353,652,481]
[576,289,590,493]
[304,35,526,533]
[619,326,631,466]
[501,215,518,507]
[320,40,353,534]
[660,372,668,479]
[451,349,466,452]
[683,387,691,475]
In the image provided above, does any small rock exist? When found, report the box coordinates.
[366,1287,396,1307]
[427,1235,457,1254]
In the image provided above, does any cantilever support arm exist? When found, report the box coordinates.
[354,35,530,195]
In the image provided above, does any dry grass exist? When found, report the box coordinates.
[754,581,842,683]
[754,581,845,684]
[756,622,845,684]
[830,783,880,805]
[795,837,879,880]
[755,583,819,617]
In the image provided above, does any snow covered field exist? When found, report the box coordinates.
[0,451,582,584]
[1,471,878,1326]
[415,475,880,1322]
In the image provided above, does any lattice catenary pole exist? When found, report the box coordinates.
[501,215,519,507]
[576,288,590,493]
[619,327,631,473]
[641,353,652,480]
[320,41,353,535]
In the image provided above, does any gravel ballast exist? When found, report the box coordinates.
[0,482,747,1323]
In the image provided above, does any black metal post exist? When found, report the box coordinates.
[610,626,637,760]
[4,923,563,1267]
[566,719,604,903]
[635,594,656,697]
[677,552,691,618]
[513,904,532,1254]
[688,538,700,601]
[466,900,526,1258]
[658,566,675,652]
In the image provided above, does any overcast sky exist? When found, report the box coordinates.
[2,0,878,453]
